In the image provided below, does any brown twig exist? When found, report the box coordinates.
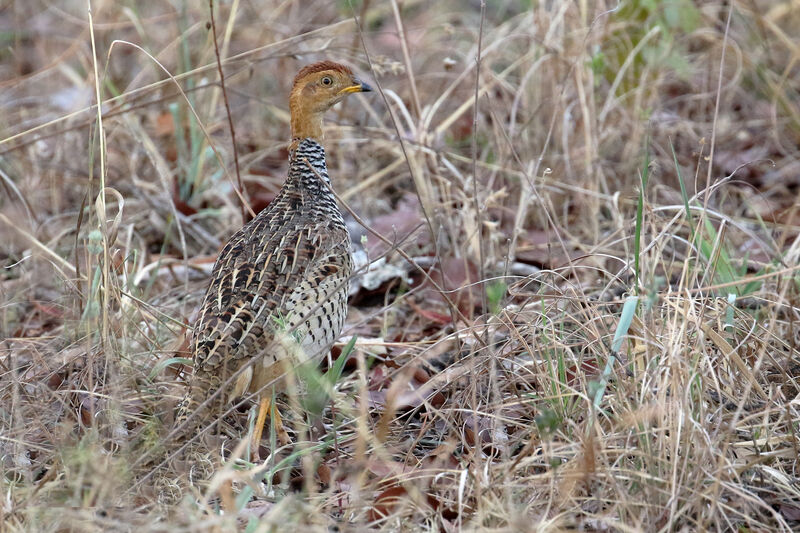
[208,0,248,220]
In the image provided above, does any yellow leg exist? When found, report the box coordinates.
[252,396,270,455]
[252,395,291,456]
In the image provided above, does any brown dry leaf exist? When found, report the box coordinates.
[369,365,446,411]
[366,479,450,523]
[716,144,769,176]
[416,255,480,316]
[154,110,174,136]
[395,385,446,410]
[46,371,66,390]
[779,503,800,521]
[367,364,388,392]
[317,462,332,485]
[462,412,508,456]
[78,393,96,428]
[514,229,555,267]
[12,301,63,337]
[365,458,411,478]
[367,486,408,522]
[407,298,452,325]
[364,195,429,257]
[515,228,591,270]
[565,358,600,386]
[171,178,198,216]
[31,301,63,319]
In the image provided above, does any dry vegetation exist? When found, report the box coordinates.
[2,0,800,531]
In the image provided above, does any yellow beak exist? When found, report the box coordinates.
[339,79,373,95]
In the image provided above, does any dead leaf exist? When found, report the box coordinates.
[463,413,508,456]
[361,194,429,257]
[407,298,452,324]
[779,503,800,521]
[367,486,408,522]
[154,111,174,136]
[171,178,198,216]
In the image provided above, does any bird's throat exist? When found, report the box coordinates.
[289,98,324,151]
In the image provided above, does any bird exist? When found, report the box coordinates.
[175,61,372,450]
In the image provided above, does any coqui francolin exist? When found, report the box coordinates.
[176,61,372,449]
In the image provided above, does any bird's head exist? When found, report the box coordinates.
[289,61,372,147]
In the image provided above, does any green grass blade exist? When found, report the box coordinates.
[633,138,650,293]
[593,295,639,409]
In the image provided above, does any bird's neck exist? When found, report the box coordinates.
[285,139,339,216]
[288,139,331,187]
[289,97,324,152]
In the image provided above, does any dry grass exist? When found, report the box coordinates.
[2,0,800,531]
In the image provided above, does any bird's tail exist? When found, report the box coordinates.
[173,369,221,436]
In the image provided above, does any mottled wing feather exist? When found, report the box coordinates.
[178,226,348,423]
[195,221,346,359]
[175,138,349,429]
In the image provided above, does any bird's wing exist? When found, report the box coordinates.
[192,208,350,375]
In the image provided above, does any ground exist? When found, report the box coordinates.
[1,1,799,531]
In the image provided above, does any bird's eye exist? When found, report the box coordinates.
[321,76,333,86]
